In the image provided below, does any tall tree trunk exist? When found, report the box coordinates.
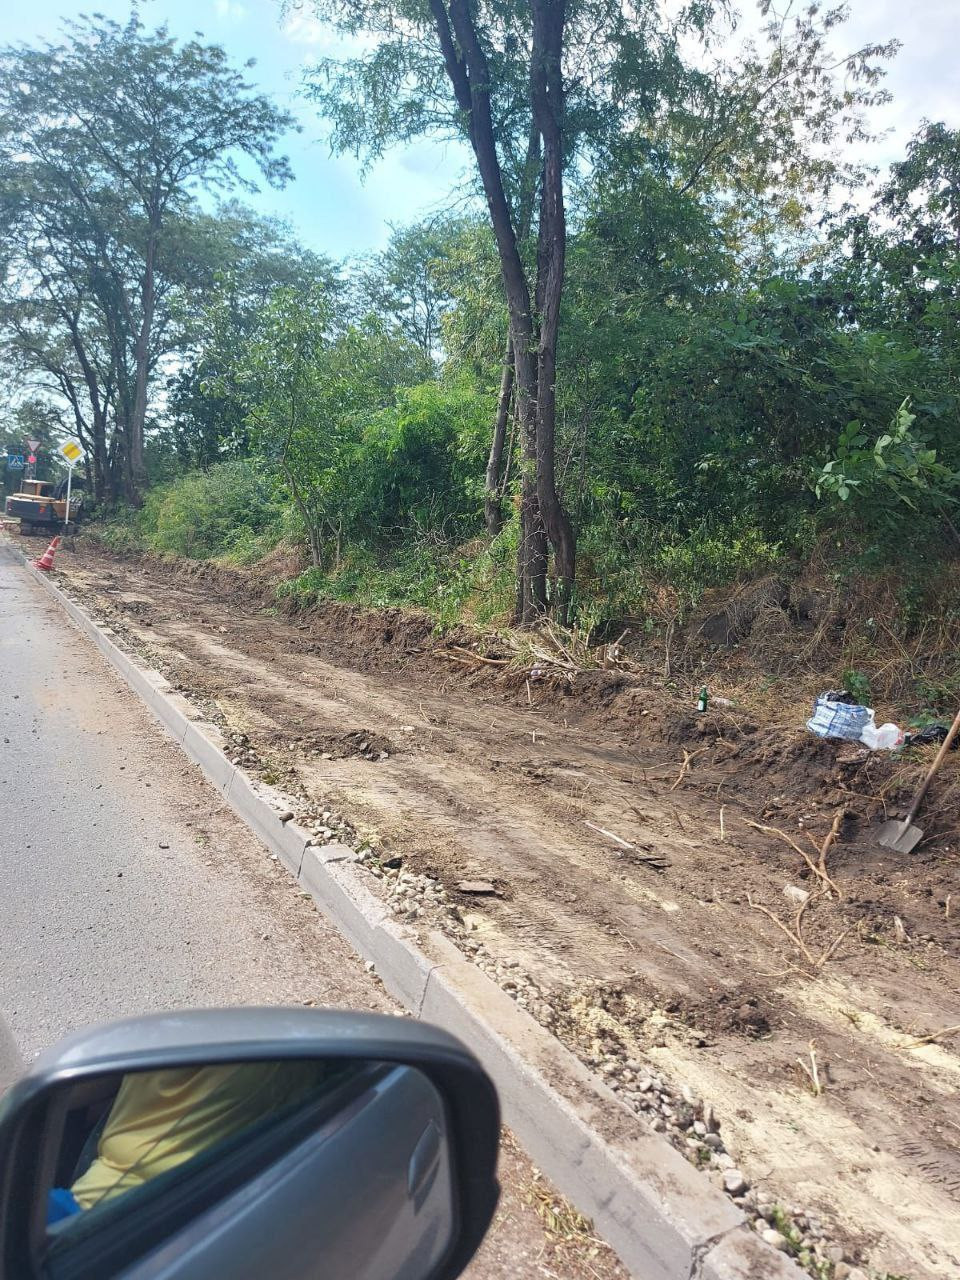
[516,441,548,621]
[129,226,158,500]
[531,0,576,618]
[484,336,514,536]
[514,334,548,621]
[484,125,541,539]
[66,318,109,504]
[432,0,548,620]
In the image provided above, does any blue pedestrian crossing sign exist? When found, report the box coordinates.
[6,454,24,471]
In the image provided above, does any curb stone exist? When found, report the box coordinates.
[20,550,805,1280]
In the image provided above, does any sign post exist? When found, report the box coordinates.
[58,440,84,529]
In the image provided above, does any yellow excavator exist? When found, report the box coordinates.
[4,477,84,535]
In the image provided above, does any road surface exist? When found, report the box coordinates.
[0,539,624,1280]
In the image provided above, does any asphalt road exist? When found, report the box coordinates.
[0,539,625,1280]
[0,539,397,1090]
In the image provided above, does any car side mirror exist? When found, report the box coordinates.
[0,1008,500,1280]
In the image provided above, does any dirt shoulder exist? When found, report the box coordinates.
[53,544,960,1280]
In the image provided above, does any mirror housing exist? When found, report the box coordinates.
[0,1008,500,1280]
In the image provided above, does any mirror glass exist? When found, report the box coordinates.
[35,1057,456,1280]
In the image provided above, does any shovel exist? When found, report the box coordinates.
[878,705,960,853]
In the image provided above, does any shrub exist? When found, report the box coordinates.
[136,459,284,561]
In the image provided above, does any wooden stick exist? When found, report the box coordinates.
[747,820,842,900]
[797,1040,822,1096]
[584,820,667,869]
[747,820,810,861]
[669,747,705,793]
[747,894,817,967]
[900,1024,960,1048]
[818,926,852,966]
[818,811,844,895]
[584,820,632,849]
[719,805,726,842]
[450,645,510,666]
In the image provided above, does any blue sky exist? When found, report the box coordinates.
[4,1,959,261]
[4,0,471,260]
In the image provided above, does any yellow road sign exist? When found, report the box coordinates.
[59,440,83,467]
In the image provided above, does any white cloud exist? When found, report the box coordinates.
[843,0,960,161]
[214,0,248,22]
[280,7,381,63]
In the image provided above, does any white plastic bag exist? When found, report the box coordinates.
[859,712,903,751]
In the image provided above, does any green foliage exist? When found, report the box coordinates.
[70,26,960,657]
[277,524,516,630]
[206,280,432,566]
[841,669,873,706]
[354,375,492,542]
[0,13,295,502]
[168,205,342,470]
[816,400,959,534]
[354,216,469,357]
[819,396,960,552]
[121,460,285,562]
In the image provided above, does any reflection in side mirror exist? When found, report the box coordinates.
[43,1058,456,1280]
[0,1010,500,1280]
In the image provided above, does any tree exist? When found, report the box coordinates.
[300,0,594,619]
[296,0,895,621]
[0,398,66,498]
[216,284,431,567]
[167,205,341,469]
[355,216,466,358]
[0,12,295,500]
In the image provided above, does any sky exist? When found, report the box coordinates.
[3,0,959,262]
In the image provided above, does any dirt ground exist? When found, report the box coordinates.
[50,544,960,1280]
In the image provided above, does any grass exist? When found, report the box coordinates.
[87,465,960,716]
[275,534,517,631]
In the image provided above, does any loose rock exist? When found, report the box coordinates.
[457,880,497,895]
[722,1169,748,1196]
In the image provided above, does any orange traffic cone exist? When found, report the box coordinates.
[33,535,62,572]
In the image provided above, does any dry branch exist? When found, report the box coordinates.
[747,819,842,899]
[900,1024,960,1049]
[797,1040,822,1096]
[817,810,844,897]
[747,894,818,967]
[669,747,705,793]
[747,890,850,972]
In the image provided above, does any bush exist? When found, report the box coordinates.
[135,459,284,562]
[351,374,492,545]
[815,399,960,548]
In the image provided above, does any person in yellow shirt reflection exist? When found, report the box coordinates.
[48,1060,325,1223]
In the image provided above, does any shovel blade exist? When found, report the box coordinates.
[878,818,923,853]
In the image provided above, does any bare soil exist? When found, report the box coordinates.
[54,545,960,1280]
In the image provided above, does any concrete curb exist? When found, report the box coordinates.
[22,551,805,1280]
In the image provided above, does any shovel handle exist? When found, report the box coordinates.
[905,704,960,825]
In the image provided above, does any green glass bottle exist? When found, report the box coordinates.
[697,686,708,713]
